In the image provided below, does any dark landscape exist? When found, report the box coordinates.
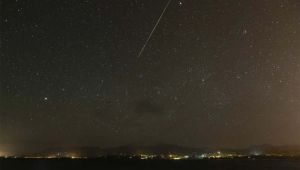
[1,158,300,170]
[2,145,300,170]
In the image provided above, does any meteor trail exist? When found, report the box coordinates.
[137,0,172,58]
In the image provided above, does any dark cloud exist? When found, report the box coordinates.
[134,99,165,115]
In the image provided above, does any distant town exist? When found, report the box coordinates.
[1,144,300,160]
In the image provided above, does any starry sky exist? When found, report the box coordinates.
[1,0,300,154]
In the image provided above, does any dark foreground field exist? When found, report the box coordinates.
[1,158,300,170]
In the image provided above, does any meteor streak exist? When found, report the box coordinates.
[137,0,172,58]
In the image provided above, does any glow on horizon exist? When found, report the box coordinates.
[0,150,8,157]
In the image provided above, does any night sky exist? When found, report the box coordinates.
[1,0,300,154]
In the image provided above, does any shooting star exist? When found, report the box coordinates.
[137,0,172,58]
